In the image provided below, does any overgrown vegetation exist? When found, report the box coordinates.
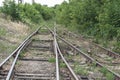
[0,0,54,24]
[55,0,120,53]
[74,64,88,76]
[0,0,120,53]
[48,58,56,63]
[100,67,114,80]
[60,62,66,68]
[0,28,6,36]
[19,51,26,58]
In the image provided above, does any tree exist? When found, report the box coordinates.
[1,0,20,20]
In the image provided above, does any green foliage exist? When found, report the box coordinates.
[113,42,120,53]
[55,1,71,26]
[18,3,43,23]
[1,0,20,20]
[117,28,120,41]
[1,1,54,24]
[1,0,120,53]
[41,6,54,20]
[55,0,120,53]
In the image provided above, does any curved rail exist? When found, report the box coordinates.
[6,41,29,80]
[46,26,120,79]
[56,42,80,80]
[47,26,81,80]
[68,32,120,58]
[0,27,40,68]
[53,26,60,80]
[57,36,120,79]
[93,43,120,58]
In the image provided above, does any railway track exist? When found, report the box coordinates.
[61,33,120,69]
[48,27,120,80]
[0,27,82,80]
[15,29,56,80]
[56,28,120,80]
[0,26,120,80]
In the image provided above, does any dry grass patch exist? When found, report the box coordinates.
[0,18,31,62]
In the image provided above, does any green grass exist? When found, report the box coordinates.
[0,28,6,36]
[60,62,66,68]
[40,28,48,33]
[100,67,108,75]
[74,65,88,76]
[19,51,26,58]
[106,72,114,80]
[0,43,7,53]
[100,67,115,80]
[0,42,16,54]
[48,58,56,63]
[113,42,120,53]
[16,61,21,65]
[90,61,97,67]
[67,55,72,60]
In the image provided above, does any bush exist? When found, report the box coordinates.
[1,1,54,24]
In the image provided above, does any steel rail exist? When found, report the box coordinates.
[53,26,60,80]
[69,32,120,58]
[47,26,81,80]
[93,43,120,58]
[0,27,40,68]
[6,41,29,80]
[57,36,95,62]
[57,36,120,79]
[56,42,80,80]
[47,26,120,79]
[48,26,80,80]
